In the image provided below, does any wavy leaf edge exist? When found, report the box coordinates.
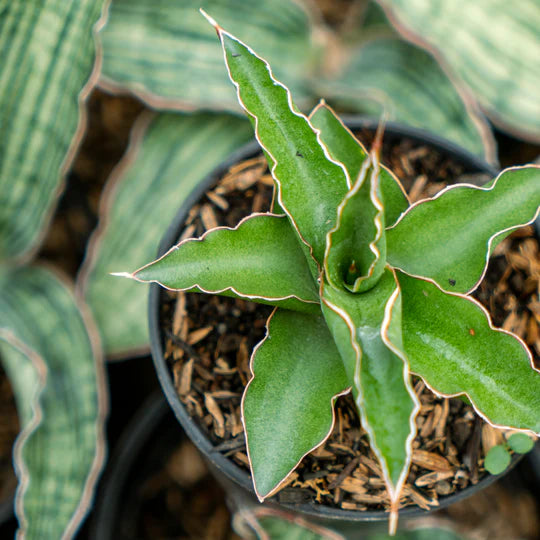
[77,110,155,298]
[241,308,351,501]
[324,145,386,292]
[201,9,351,269]
[309,100,410,208]
[320,269,420,530]
[119,212,320,307]
[387,164,540,294]
[399,271,540,436]
[0,330,46,534]
[8,0,112,264]
[0,265,108,537]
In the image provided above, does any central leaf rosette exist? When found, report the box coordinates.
[125,12,540,535]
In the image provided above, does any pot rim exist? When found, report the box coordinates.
[89,393,171,540]
[149,116,521,523]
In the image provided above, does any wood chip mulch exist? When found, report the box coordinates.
[160,134,539,515]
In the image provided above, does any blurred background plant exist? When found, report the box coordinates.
[0,0,538,538]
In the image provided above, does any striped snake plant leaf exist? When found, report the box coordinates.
[309,102,409,228]
[205,11,349,265]
[319,36,494,161]
[378,0,540,142]
[0,266,106,539]
[398,271,540,434]
[243,309,349,500]
[0,0,108,262]
[386,166,540,294]
[99,0,318,112]
[78,112,252,358]
[128,213,320,313]
[321,269,419,531]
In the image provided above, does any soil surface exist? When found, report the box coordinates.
[159,130,539,520]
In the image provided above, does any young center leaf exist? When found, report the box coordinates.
[126,214,319,313]
[243,309,350,500]
[321,269,419,529]
[202,10,349,265]
[324,144,386,293]
[398,271,540,434]
[309,102,409,227]
[387,165,540,293]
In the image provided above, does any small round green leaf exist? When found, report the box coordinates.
[507,433,534,454]
[484,445,511,475]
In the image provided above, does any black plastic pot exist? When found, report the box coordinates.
[89,393,193,539]
[149,118,523,534]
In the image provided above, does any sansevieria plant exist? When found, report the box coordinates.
[118,11,540,533]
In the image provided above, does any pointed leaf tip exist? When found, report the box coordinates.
[199,8,219,30]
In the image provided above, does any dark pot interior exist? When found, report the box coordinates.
[149,118,528,530]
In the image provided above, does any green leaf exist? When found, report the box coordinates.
[321,269,419,521]
[484,445,511,475]
[319,36,493,160]
[99,0,317,111]
[378,0,540,141]
[243,309,349,499]
[507,433,534,454]
[398,271,540,434]
[78,112,252,357]
[130,213,319,312]
[325,148,386,293]
[309,102,409,227]
[0,0,107,261]
[0,266,106,539]
[208,15,349,264]
[387,166,540,294]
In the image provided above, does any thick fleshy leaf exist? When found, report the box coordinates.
[398,271,540,434]
[0,266,106,538]
[387,166,540,293]
[207,14,349,264]
[0,0,107,261]
[243,310,349,499]
[309,102,409,227]
[78,112,252,357]
[378,0,540,141]
[129,214,319,313]
[100,0,318,111]
[325,149,386,293]
[319,36,493,160]
[321,269,419,522]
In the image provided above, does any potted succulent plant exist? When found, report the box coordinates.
[117,11,540,535]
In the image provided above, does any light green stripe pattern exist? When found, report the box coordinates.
[0,0,106,261]
[379,0,540,140]
[100,0,317,111]
[322,36,489,157]
[80,112,253,357]
[0,266,105,539]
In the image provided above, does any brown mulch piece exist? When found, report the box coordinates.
[0,368,19,504]
[160,133,539,516]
